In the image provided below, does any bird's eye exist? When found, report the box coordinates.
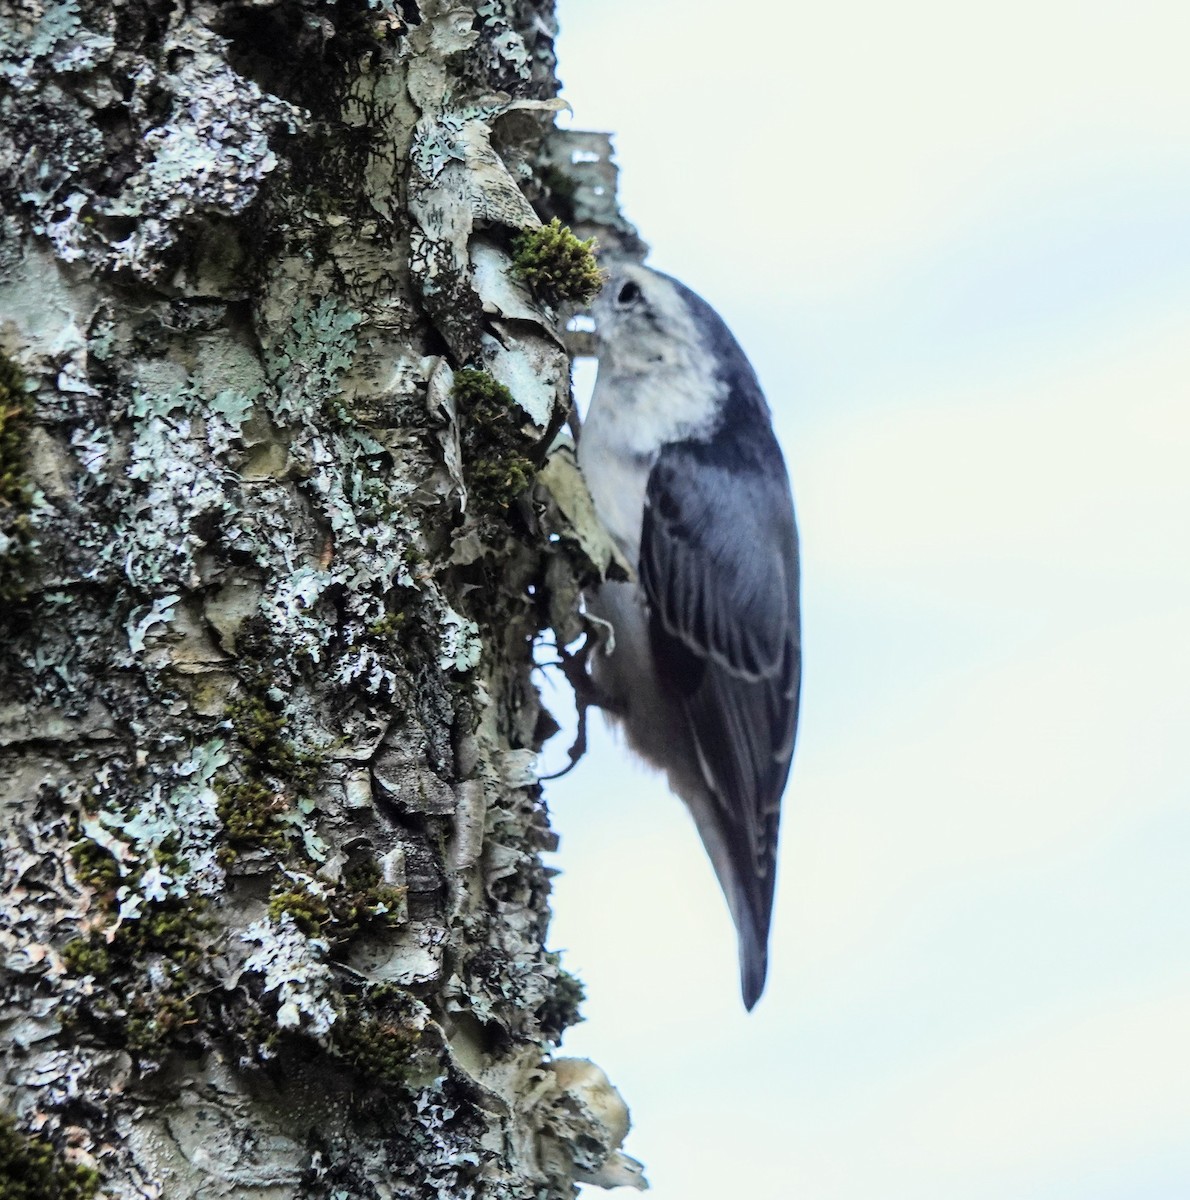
[615,280,642,308]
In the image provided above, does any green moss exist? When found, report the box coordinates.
[0,1113,100,1200]
[61,888,210,1058]
[267,861,406,946]
[124,992,198,1052]
[366,611,408,638]
[215,778,288,861]
[154,834,190,878]
[330,985,423,1087]
[64,894,208,976]
[62,801,211,1067]
[225,692,287,753]
[511,217,603,308]
[0,350,35,604]
[65,815,208,979]
[332,1013,417,1086]
[472,456,533,510]
[268,887,331,936]
[217,670,320,860]
[69,821,189,906]
[60,937,112,979]
[136,900,209,965]
[65,809,209,979]
[452,367,514,412]
[68,832,120,897]
[452,369,536,513]
[226,690,318,786]
[331,860,407,942]
[240,1004,283,1061]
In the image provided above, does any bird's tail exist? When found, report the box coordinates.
[734,888,770,1011]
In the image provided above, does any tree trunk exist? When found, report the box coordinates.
[0,2,642,1195]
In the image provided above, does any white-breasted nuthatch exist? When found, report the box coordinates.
[577,264,801,1010]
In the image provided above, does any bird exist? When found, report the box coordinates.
[576,263,801,1010]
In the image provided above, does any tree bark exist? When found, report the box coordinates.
[0,2,642,1196]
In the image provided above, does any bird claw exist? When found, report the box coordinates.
[539,630,620,781]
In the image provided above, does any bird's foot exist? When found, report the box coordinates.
[540,630,621,781]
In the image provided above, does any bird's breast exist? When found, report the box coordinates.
[577,407,652,569]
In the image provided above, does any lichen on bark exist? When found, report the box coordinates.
[0,1,642,1196]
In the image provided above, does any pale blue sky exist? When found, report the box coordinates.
[540,3,1190,1198]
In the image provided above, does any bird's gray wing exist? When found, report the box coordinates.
[640,437,801,1007]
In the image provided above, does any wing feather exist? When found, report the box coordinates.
[640,438,801,1004]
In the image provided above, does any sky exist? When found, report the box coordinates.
[538,3,1190,1198]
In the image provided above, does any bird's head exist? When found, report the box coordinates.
[592,263,708,379]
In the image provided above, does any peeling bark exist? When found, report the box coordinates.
[0,2,642,1196]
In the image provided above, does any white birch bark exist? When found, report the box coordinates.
[0,2,643,1195]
